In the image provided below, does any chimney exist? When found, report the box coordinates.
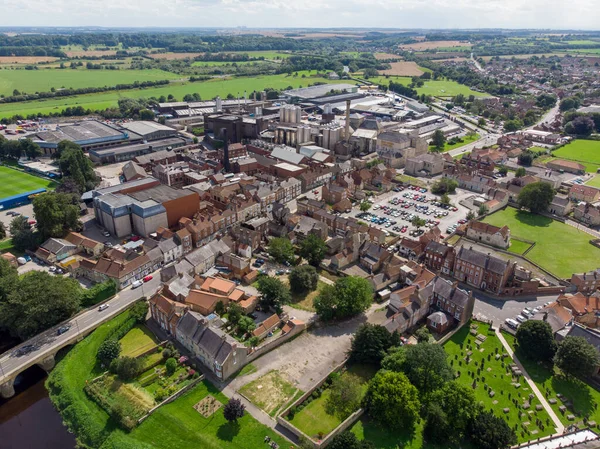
[222,129,231,173]
[345,99,351,143]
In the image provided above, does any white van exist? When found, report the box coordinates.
[505,318,519,329]
[132,280,143,289]
[98,304,109,312]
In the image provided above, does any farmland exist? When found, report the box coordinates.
[0,166,57,200]
[379,62,424,77]
[0,69,181,96]
[482,207,600,278]
[399,40,472,51]
[368,76,488,98]
[0,72,343,119]
[551,140,600,173]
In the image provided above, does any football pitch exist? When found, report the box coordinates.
[0,166,57,200]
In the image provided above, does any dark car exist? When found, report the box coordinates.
[57,325,71,335]
[14,344,37,357]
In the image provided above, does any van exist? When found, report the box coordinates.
[132,280,143,289]
[505,318,519,329]
[98,304,109,312]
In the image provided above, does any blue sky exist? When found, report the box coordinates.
[2,0,598,30]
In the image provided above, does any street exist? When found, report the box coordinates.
[0,276,161,384]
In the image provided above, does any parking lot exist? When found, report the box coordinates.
[342,184,473,239]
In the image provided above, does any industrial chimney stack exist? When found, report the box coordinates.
[345,99,351,142]
[222,129,231,173]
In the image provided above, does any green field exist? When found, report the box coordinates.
[430,133,480,152]
[444,322,555,442]
[119,324,159,357]
[368,76,487,98]
[0,166,57,199]
[507,239,532,255]
[0,69,180,96]
[551,140,600,173]
[0,72,343,118]
[586,175,600,188]
[229,50,292,59]
[482,207,600,278]
[46,309,288,449]
[191,60,272,67]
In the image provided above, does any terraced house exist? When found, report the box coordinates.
[453,246,513,294]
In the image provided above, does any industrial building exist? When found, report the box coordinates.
[282,84,358,102]
[88,137,188,164]
[33,121,129,155]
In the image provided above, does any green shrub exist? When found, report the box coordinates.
[165,357,177,376]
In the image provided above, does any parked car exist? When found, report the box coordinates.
[132,280,143,289]
[98,304,109,311]
[57,325,71,335]
[505,318,519,329]
[143,275,153,282]
[515,315,527,323]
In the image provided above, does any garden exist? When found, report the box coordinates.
[239,370,301,417]
[444,322,556,442]
[286,364,376,441]
[482,207,600,278]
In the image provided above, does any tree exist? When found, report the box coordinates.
[223,398,246,422]
[349,323,394,365]
[237,316,256,334]
[469,410,517,449]
[382,343,454,394]
[518,151,534,166]
[0,222,6,240]
[165,357,177,375]
[298,234,327,267]
[57,142,99,192]
[288,265,318,294]
[33,192,81,240]
[515,320,557,362]
[97,339,121,367]
[256,275,291,313]
[411,216,426,230]
[267,237,295,264]
[517,182,555,214]
[9,215,37,252]
[478,118,487,127]
[359,201,371,212]
[363,371,420,430]
[19,138,42,159]
[554,336,600,379]
[328,431,374,449]
[566,116,595,136]
[130,300,148,323]
[424,382,479,444]
[110,356,143,381]
[560,96,581,112]
[503,119,523,132]
[431,130,446,152]
[414,327,431,343]
[227,303,243,325]
[498,166,508,176]
[466,210,476,220]
[326,372,363,419]
[478,204,489,217]
[431,178,458,194]
[0,271,82,340]
[440,193,450,205]
[139,109,155,120]
[314,276,373,321]
[515,167,527,177]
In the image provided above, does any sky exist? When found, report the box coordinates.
[1,0,599,30]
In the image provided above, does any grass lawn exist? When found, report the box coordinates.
[119,324,159,357]
[289,389,342,437]
[290,280,327,312]
[0,71,341,119]
[351,417,427,449]
[482,207,600,278]
[236,363,257,377]
[101,380,290,449]
[0,166,57,199]
[239,370,299,416]
[367,76,488,98]
[429,133,480,152]
[507,239,533,255]
[444,322,555,442]
[503,332,600,428]
[586,175,600,189]
[0,68,180,96]
[551,140,600,173]
[395,174,427,187]
[529,146,549,154]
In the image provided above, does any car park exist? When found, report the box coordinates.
[515,315,527,323]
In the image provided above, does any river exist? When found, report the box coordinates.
[0,369,76,449]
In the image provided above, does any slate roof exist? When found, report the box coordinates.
[456,246,509,275]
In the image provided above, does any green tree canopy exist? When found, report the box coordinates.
[326,372,363,419]
[97,339,121,367]
[431,178,458,194]
[57,142,99,192]
[349,323,396,366]
[382,342,454,394]
[431,130,446,152]
[327,431,374,449]
[360,201,372,212]
[9,215,38,251]
[298,234,327,267]
[554,336,600,379]
[110,356,143,381]
[363,371,421,430]
[517,182,555,214]
[267,237,295,264]
[515,320,557,362]
[515,167,527,177]
[314,276,373,321]
[256,275,291,313]
[33,192,81,240]
[237,316,256,334]
[165,357,177,375]
[468,410,517,449]
[288,265,318,294]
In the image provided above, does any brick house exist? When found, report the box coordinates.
[454,246,513,294]
[465,221,511,249]
[571,269,600,294]
[573,203,600,226]
[424,241,454,274]
[570,185,600,203]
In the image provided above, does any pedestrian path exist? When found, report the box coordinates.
[496,330,565,434]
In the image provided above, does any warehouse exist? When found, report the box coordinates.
[88,137,188,164]
[119,121,178,142]
[282,83,358,101]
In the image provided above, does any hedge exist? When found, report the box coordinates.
[82,279,118,308]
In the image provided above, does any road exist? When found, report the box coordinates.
[0,276,161,385]
[447,132,500,158]
[470,52,485,72]
[530,102,560,129]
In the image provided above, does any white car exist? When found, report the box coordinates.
[515,315,527,323]
[132,280,143,289]
[505,318,519,329]
[522,309,533,318]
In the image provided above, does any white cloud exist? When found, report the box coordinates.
[0,0,598,29]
